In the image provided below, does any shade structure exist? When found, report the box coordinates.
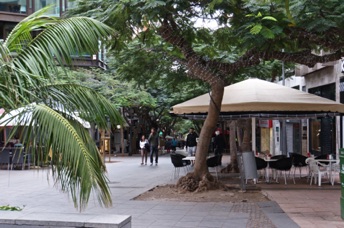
[0,105,90,128]
[172,78,344,118]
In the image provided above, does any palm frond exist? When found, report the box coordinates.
[19,104,112,210]
[0,8,120,210]
[5,6,57,52]
[4,10,114,84]
[37,83,123,129]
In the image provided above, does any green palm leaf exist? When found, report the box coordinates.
[0,8,123,210]
[27,104,110,210]
[38,83,123,129]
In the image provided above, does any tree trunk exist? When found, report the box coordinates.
[229,120,239,172]
[193,82,224,178]
[241,119,252,152]
[158,18,227,191]
[130,126,138,155]
[236,124,242,149]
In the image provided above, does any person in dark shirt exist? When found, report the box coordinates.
[186,128,198,156]
[213,130,225,165]
[148,127,160,165]
[171,137,178,152]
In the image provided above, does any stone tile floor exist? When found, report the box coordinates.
[0,152,342,227]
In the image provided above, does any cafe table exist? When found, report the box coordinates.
[182,155,215,162]
[263,158,278,183]
[182,156,196,161]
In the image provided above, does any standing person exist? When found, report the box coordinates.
[139,135,149,165]
[213,130,225,163]
[123,138,128,153]
[186,128,198,157]
[171,137,178,152]
[148,127,160,166]
[159,136,165,154]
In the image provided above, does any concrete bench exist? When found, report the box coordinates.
[0,212,131,228]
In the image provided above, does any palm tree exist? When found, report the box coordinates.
[0,7,123,211]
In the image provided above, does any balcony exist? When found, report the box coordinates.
[70,55,107,70]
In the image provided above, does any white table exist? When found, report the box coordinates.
[316,159,339,185]
[182,155,215,162]
[264,158,277,183]
[182,156,196,161]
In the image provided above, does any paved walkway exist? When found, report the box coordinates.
[261,172,343,228]
[0,152,338,227]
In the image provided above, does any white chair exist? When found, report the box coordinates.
[329,161,340,185]
[307,158,329,186]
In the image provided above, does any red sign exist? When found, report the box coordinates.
[258,120,272,128]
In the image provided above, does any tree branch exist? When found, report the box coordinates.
[157,17,225,86]
[207,48,342,76]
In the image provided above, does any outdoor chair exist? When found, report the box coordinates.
[315,154,329,165]
[207,155,222,180]
[170,153,190,179]
[0,149,11,170]
[270,155,287,160]
[330,162,340,185]
[11,150,24,170]
[306,158,329,186]
[267,155,287,176]
[11,148,30,170]
[255,157,267,181]
[270,157,295,185]
[289,152,308,178]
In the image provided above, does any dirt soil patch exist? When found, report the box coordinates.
[134,184,270,203]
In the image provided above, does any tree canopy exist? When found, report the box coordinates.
[68,0,344,190]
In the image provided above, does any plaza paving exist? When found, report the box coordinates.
[0,152,342,227]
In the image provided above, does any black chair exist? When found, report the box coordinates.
[289,153,308,178]
[255,157,268,170]
[11,149,23,170]
[206,155,222,180]
[270,155,287,160]
[255,157,267,180]
[170,153,190,179]
[0,149,11,170]
[270,157,294,184]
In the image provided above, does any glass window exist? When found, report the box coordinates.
[34,0,60,16]
[310,119,321,154]
[0,0,27,14]
[308,83,335,101]
[340,77,344,104]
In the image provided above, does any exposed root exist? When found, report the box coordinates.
[176,173,199,192]
[176,172,227,193]
[220,163,239,173]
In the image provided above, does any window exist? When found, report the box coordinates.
[34,0,60,16]
[308,83,335,101]
[0,0,27,14]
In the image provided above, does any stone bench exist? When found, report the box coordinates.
[0,212,131,228]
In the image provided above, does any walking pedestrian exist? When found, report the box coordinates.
[148,127,160,165]
[213,130,225,165]
[139,135,149,165]
[171,137,178,152]
[186,127,198,157]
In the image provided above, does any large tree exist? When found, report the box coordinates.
[0,8,123,210]
[69,0,344,190]
[108,41,210,135]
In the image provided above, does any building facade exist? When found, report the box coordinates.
[0,0,107,69]
[266,60,344,157]
[297,60,344,156]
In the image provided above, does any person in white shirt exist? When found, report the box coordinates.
[139,135,149,165]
